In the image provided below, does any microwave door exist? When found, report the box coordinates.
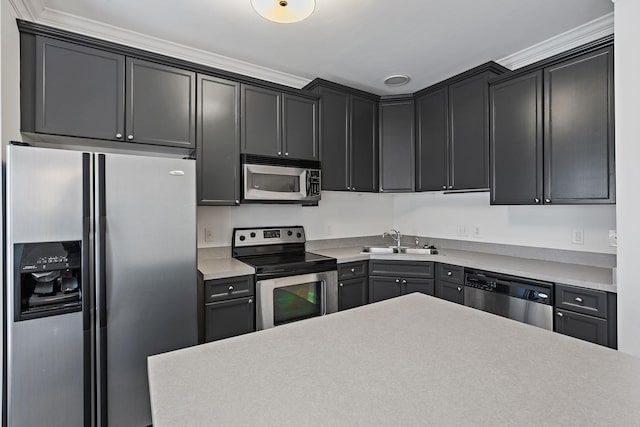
[244,164,306,201]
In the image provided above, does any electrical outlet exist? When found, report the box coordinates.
[204,227,214,242]
[609,230,617,247]
[456,224,468,237]
[471,225,481,238]
[571,228,584,245]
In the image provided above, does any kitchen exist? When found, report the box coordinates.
[2,0,640,426]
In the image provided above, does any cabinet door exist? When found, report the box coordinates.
[205,297,255,342]
[338,277,368,311]
[350,96,378,192]
[490,72,543,205]
[403,278,435,296]
[241,85,282,157]
[283,94,318,160]
[197,75,240,205]
[126,58,196,148]
[416,88,449,191]
[369,276,402,303]
[379,99,415,192]
[555,309,608,347]
[543,47,615,204]
[34,36,125,141]
[449,73,491,190]
[318,88,349,190]
[435,280,464,304]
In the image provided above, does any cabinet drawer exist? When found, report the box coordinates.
[338,261,368,279]
[435,263,464,284]
[205,297,255,342]
[435,279,465,305]
[205,275,254,303]
[554,308,608,347]
[369,260,434,279]
[555,284,607,319]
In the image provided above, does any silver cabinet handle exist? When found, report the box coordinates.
[248,298,253,304]
[351,268,355,273]
[339,283,344,287]
[457,287,462,292]
[285,152,289,156]
[575,297,583,303]
[277,151,282,155]
[538,293,549,299]
[442,185,447,189]
[235,200,240,204]
[347,186,351,190]
[115,133,123,139]
[127,134,134,140]
[535,198,540,204]
[228,285,234,292]
[545,198,551,203]
[395,279,400,283]
[380,188,384,192]
[352,187,356,191]
[449,185,453,189]
[557,311,563,317]
[447,271,452,276]
[401,279,407,284]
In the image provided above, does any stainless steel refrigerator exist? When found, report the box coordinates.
[4,143,197,426]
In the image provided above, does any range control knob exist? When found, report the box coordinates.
[296,232,302,238]
[250,232,256,238]
[287,230,293,236]
[239,235,246,241]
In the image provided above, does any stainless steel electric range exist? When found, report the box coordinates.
[232,226,337,329]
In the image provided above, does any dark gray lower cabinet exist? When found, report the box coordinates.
[369,276,403,303]
[554,309,608,347]
[197,75,240,205]
[368,260,434,303]
[205,297,255,342]
[338,261,368,311]
[339,277,369,311]
[126,58,196,148]
[435,280,464,305]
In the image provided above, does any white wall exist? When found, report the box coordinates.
[197,191,395,247]
[394,192,616,254]
[615,0,640,357]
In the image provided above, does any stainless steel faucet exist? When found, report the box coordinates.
[383,229,402,251]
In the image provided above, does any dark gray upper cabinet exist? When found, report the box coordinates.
[308,81,378,192]
[350,96,378,192]
[490,71,543,205]
[241,85,318,160]
[449,73,494,190]
[490,39,614,205]
[415,63,506,192]
[126,58,196,148]
[32,36,125,141]
[416,88,448,191]
[283,94,318,161]
[197,75,240,206]
[544,46,615,204]
[379,98,415,192]
[241,85,282,157]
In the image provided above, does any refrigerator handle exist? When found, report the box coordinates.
[82,153,92,427]
[96,153,109,426]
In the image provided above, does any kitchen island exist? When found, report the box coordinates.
[148,293,640,426]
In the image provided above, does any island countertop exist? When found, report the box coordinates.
[148,294,640,426]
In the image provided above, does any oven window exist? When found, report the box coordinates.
[273,281,322,326]
[251,173,300,193]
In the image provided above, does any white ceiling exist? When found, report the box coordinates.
[18,0,614,94]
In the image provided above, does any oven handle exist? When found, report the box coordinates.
[321,280,327,316]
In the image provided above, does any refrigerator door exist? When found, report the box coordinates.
[5,145,89,427]
[95,153,197,426]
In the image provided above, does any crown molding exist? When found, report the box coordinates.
[8,0,44,20]
[497,12,614,70]
[19,2,312,89]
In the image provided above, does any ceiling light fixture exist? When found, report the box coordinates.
[384,74,411,87]
[250,0,316,24]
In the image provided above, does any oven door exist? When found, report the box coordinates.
[256,270,338,330]
[243,163,311,201]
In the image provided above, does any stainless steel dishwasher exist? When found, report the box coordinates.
[464,269,553,330]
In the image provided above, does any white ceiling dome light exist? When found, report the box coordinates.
[384,74,411,87]
[250,0,316,23]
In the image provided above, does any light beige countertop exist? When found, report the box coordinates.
[197,257,254,280]
[310,246,616,293]
[148,293,640,426]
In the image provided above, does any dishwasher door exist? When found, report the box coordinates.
[464,287,553,330]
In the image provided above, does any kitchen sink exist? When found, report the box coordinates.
[361,246,400,254]
[401,247,438,255]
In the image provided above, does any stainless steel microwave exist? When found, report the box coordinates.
[242,155,321,203]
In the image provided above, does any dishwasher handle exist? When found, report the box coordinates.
[465,271,554,305]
